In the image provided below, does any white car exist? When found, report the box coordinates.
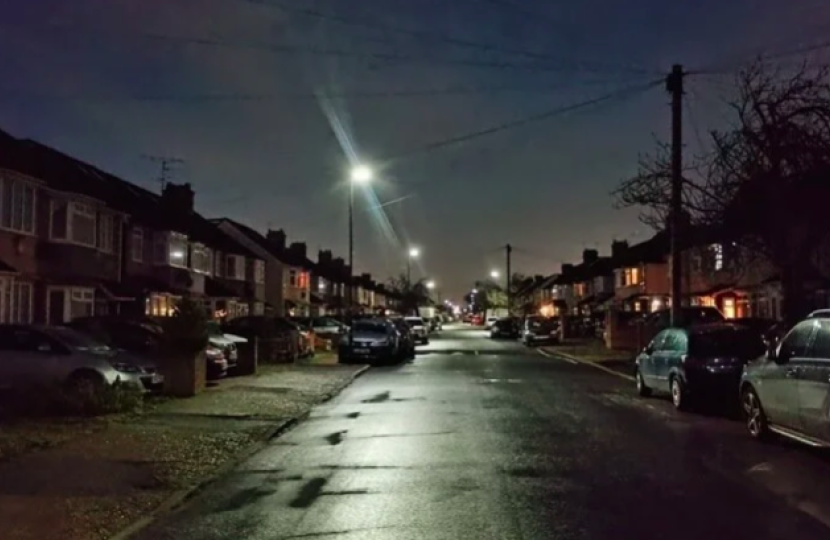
[404,317,429,345]
[485,316,499,329]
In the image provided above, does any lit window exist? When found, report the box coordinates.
[712,244,724,270]
[0,177,36,235]
[289,269,297,287]
[154,232,188,267]
[722,297,736,319]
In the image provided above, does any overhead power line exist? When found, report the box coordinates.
[390,78,664,161]
[0,77,641,103]
[694,38,830,76]
[248,0,659,76]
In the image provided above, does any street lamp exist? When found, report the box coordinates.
[426,280,436,289]
[407,246,420,284]
[348,164,373,327]
[490,270,500,279]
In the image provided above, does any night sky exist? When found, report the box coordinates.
[2,1,827,300]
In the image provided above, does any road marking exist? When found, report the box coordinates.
[536,348,636,382]
[537,348,576,364]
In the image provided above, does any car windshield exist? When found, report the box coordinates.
[405,318,424,327]
[48,327,111,351]
[530,317,556,329]
[689,328,765,358]
[353,321,389,335]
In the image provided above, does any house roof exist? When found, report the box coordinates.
[0,135,258,259]
[212,218,313,268]
[614,231,670,267]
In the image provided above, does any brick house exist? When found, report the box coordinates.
[613,233,670,313]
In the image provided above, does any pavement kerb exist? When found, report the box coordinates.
[109,364,370,540]
[537,348,636,382]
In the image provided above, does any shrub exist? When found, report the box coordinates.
[0,381,145,419]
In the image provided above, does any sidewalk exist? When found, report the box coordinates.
[541,339,636,378]
[0,363,367,540]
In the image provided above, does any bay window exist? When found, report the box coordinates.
[154,232,188,268]
[226,255,245,280]
[0,177,36,235]
[70,288,94,319]
[191,243,212,274]
[97,214,115,253]
[132,228,144,262]
[70,203,96,246]
[12,281,33,324]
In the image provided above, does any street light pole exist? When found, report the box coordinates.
[348,181,354,326]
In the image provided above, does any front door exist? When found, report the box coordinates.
[798,320,830,444]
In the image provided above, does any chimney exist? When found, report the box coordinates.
[611,240,629,260]
[267,229,286,250]
[161,182,195,215]
[289,242,307,259]
[582,249,599,264]
[561,263,574,275]
[332,257,345,269]
[318,249,333,265]
[361,272,371,283]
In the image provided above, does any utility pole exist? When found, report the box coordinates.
[142,155,184,192]
[505,243,513,315]
[667,64,684,326]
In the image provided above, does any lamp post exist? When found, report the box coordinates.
[349,165,372,328]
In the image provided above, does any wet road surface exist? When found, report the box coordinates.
[135,325,830,539]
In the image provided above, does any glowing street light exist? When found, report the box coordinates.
[350,165,373,184]
[426,280,436,290]
[409,247,420,258]
[490,270,500,279]
[407,247,420,283]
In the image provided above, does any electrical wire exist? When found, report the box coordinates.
[388,78,663,161]
[248,0,660,76]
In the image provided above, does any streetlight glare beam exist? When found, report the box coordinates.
[350,165,373,183]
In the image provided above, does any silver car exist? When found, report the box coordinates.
[740,312,830,448]
[0,325,151,392]
[404,317,429,345]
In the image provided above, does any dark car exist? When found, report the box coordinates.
[636,323,766,410]
[339,319,401,365]
[390,318,417,359]
[638,307,726,329]
[490,317,520,339]
[521,316,560,345]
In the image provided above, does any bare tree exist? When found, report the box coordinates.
[614,59,830,323]
[387,274,431,315]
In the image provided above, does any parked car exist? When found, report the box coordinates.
[740,312,830,448]
[404,317,430,345]
[0,325,155,393]
[521,316,560,346]
[637,323,765,410]
[338,319,401,365]
[389,318,417,359]
[222,316,300,361]
[637,307,725,329]
[490,317,520,339]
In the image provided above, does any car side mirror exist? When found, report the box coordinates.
[37,343,52,353]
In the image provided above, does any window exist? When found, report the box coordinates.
[722,297,736,319]
[779,321,816,358]
[808,321,830,359]
[622,267,641,287]
[712,244,724,271]
[70,203,96,246]
[0,177,36,234]
[226,255,245,280]
[132,228,144,262]
[297,271,310,289]
[98,214,115,253]
[154,232,188,267]
[50,201,68,239]
[69,288,94,320]
[289,269,297,286]
[11,281,33,324]
[191,244,212,274]
[254,260,265,284]
[146,294,179,317]
[0,277,10,323]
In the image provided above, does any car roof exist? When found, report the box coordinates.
[808,309,830,319]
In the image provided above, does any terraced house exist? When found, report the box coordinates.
[0,129,266,323]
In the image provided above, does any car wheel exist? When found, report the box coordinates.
[636,369,652,397]
[670,376,689,411]
[67,370,105,395]
[741,386,770,440]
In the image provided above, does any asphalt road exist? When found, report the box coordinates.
[135,325,830,539]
